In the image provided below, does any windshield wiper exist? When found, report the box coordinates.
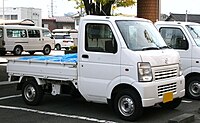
[159,46,171,49]
[142,47,160,51]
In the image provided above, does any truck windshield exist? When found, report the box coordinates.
[186,25,200,46]
[116,20,167,51]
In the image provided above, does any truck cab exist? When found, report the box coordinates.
[155,21,200,100]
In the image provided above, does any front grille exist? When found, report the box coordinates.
[158,82,176,96]
[155,68,178,80]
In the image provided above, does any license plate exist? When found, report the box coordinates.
[163,92,173,103]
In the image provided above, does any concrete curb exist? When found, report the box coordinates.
[168,113,195,123]
[0,81,18,86]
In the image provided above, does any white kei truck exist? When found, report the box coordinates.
[7,16,185,121]
[155,21,200,100]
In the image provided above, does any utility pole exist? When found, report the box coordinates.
[2,0,5,25]
[51,0,54,17]
[185,10,188,22]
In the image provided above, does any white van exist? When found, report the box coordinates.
[0,25,55,55]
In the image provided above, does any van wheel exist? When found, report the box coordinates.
[43,45,51,55]
[113,89,143,121]
[186,76,200,100]
[22,80,44,106]
[159,98,182,109]
[13,46,23,56]
[29,51,35,55]
[55,44,61,50]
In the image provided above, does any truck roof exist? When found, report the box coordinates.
[155,21,200,26]
[81,15,151,22]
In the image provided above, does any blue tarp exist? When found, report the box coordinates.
[18,53,77,63]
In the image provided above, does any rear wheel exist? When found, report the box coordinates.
[159,98,182,109]
[55,44,61,50]
[43,45,51,55]
[113,89,143,121]
[13,46,23,56]
[22,80,44,105]
[186,76,200,100]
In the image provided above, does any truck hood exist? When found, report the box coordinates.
[137,49,180,66]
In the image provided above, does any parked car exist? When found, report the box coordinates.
[53,33,74,50]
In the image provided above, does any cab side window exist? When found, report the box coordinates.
[85,23,117,53]
[28,30,40,38]
[160,27,189,50]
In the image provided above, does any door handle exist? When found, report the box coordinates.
[82,54,89,58]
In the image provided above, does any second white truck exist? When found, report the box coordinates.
[155,21,200,100]
[7,16,185,121]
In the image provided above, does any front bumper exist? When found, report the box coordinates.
[136,75,185,107]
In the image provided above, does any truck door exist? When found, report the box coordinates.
[159,26,192,73]
[78,22,120,102]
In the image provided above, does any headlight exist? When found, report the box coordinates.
[179,63,183,76]
[138,62,153,82]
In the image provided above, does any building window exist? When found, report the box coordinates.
[11,15,18,20]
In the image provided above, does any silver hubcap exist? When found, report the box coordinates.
[45,47,50,53]
[15,47,21,54]
[118,95,135,116]
[24,84,36,102]
[189,81,200,97]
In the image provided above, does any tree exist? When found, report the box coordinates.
[73,0,136,16]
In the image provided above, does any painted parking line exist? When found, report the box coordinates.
[182,100,193,103]
[0,95,117,123]
[0,94,21,101]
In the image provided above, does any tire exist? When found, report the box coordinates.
[28,51,35,55]
[55,44,61,50]
[43,45,51,55]
[13,46,23,56]
[159,98,182,109]
[113,89,143,121]
[22,80,44,106]
[186,76,200,100]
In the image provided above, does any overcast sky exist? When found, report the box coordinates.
[1,0,200,18]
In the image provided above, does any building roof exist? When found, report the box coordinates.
[166,13,200,23]
[50,16,75,23]
[0,19,35,26]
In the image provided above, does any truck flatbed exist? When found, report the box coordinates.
[7,54,78,81]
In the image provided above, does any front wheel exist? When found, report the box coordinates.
[43,45,51,55]
[186,76,200,100]
[22,80,44,106]
[13,46,23,56]
[159,98,182,109]
[113,89,143,121]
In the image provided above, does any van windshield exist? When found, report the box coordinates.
[116,20,167,51]
[186,25,200,46]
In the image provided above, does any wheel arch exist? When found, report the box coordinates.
[17,76,45,90]
[108,83,142,105]
[185,72,200,81]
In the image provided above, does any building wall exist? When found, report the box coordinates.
[137,0,160,22]
[0,7,42,26]
[42,19,57,31]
